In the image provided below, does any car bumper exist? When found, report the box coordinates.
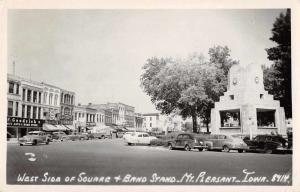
[19,141,34,145]
[194,145,208,149]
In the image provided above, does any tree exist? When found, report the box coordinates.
[265,9,291,118]
[141,46,237,133]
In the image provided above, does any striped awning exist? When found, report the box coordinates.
[64,125,76,130]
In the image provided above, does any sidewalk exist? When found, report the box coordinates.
[7,138,18,144]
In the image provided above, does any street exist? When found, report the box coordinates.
[7,139,292,185]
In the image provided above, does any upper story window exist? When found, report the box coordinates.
[33,91,37,103]
[7,101,13,116]
[43,92,48,104]
[49,93,53,105]
[229,95,234,100]
[22,89,26,101]
[54,94,58,106]
[8,82,14,94]
[27,90,32,102]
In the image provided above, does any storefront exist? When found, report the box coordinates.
[7,117,45,140]
[210,64,286,136]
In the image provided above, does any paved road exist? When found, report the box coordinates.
[7,139,292,185]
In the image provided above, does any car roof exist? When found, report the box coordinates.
[28,131,43,133]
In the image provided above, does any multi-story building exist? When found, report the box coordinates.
[73,103,97,132]
[60,89,75,127]
[7,74,45,139]
[143,113,160,132]
[41,83,61,124]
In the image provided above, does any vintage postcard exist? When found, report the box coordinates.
[1,0,299,192]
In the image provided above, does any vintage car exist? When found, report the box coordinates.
[19,131,51,146]
[201,134,249,153]
[68,133,89,141]
[125,132,157,145]
[244,134,290,154]
[52,131,69,141]
[167,133,207,151]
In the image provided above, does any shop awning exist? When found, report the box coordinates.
[43,124,59,131]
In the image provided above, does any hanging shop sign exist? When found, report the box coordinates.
[7,117,45,128]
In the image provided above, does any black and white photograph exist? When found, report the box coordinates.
[2,1,299,191]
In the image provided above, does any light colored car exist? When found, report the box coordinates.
[19,131,51,146]
[125,132,157,145]
[52,131,68,141]
[202,134,248,153]
[123,132,133,140]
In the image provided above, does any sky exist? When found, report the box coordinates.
[7,9,285,113]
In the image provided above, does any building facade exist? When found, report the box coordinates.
[7,74,45,139]
[41,83,61,124]
[134,113,143,131]
[210,64,286,136]
[60,89,75,126]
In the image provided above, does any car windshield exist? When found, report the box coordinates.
[28,132,39,135]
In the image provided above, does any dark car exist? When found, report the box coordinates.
[167,133,207,151]
[244,134,289,154]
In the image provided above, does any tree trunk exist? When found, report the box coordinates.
[206,121,209,133]
[192,113,198,133]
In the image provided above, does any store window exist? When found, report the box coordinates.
[8,82,14,93]
[220,109,240,127]
[7,101,13,116]
[257,109,276,128]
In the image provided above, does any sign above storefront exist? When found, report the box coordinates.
[7,117,45,128]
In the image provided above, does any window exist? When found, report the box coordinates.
[138,134,143,137]
[182,134,191,139]
[32,106,37,119]
[8,82,14,93]
[257,109,276,127]
[27,105,31,118]
[27,90,32,102]
[38,107,41,119]
[260,94,264,99]
[22,105,25,118]
[44,92,48,104]
[54,94,58,106]
[177,135,184,139]
[220,110,240,127]
[64,108,70,115]
[33,91,37,103]
[49,93,53,105]
[22,89,26,101]
[143,134,149,137]
[15,102,19,116]
[229,95,234,100]
[38,92,41,103]
[149,123,152,127]
[7,101,13,116]
[150,117,152,121]
[16,84,19,94]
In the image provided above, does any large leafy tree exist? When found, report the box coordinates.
[141,46,237,133]
[264,9,291,118]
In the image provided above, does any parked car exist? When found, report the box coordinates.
[125,132,157,145]
[68,133,89,141]
[244,134,289,154]
[19,131,51,146]
[167,133,207,151]
[52,131,68,141]
[201,134,248,153]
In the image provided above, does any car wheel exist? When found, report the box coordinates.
[184,145,191,151]
[198,148,203,152]
[101,135,105,139]
[264,148,273,154]
[33,140,37,146]
[128,143,132,146]
[46,139,50,145]
[238,149,244,153]
[19,143,23,146]
[223,145,230,152]
[168,143,173,150]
